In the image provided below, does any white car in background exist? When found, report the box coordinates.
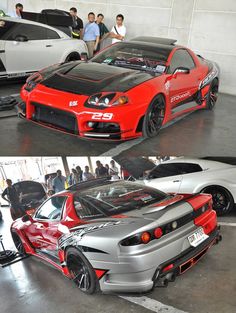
[114,157,236,216]
[0,17,88,79]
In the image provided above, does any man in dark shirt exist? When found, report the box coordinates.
[70,7,83,39]
[95,161,108,178]
[1,179,23,220]
[96,13,109,51]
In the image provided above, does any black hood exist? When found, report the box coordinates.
[13,181,46,206]
[113,156,156,179]
[41,62,158,96]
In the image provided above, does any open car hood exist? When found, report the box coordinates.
[13,181,47,206]
[113,156,156,179]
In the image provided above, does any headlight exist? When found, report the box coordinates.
[87,93,129,108]
[25,72,43,92]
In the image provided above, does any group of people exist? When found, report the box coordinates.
[7,3,127,59]
[47,160,121,194]
[71,9,126,58]
[1,160,129,221]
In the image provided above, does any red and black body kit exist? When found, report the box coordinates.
[19,36,220,141]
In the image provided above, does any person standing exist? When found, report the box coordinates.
[96,13,109,51]
[109,160,120,181]
[110,14,126,44]
[95,161,108,178]
[83,166,95,181]
[83,12,100,58]
[1,179,23,220]
[8,3,23,19]
[75,166,83,182]
[69,7,83,39]
[52,170,66,193]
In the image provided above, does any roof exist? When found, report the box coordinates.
[131,36,177,46]
[163,157,235,170]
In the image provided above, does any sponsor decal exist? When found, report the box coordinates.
[171,91,191,104]
[58,221,129,249]
[165,81,170,91]
[69,100,78,107]
[91,112,113,121]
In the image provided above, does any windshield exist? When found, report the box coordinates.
[74,182,168,219]
[92,43,168,74]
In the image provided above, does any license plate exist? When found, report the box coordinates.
[188,227,209,247]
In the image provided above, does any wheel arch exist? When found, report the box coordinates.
[136,92,167,134]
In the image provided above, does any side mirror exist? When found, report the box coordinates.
[22,213,34,223]
[14,34,29,42]
[173,67,190,76]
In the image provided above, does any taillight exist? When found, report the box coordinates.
[140,232,151,244]
[163,264,174,272]
[154,227,163,239]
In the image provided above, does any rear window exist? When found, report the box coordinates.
[73,182,168,219]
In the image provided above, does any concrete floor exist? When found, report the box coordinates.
[0,207,236,313]
[0,82,236,157]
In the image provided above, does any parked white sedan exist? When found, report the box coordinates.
[0,17,88,79]
[145,158,236,215]
[115,157,236,216]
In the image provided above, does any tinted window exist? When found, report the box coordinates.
[6,23,54,41]
[169,49,195,73]
[74,182,169,219]
[0,20,16,39]
[46,28,60,39]
[35,196,66,220]
[148,163,202,179]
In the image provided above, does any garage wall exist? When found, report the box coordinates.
[2,0,236,95]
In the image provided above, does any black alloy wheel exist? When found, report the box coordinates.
[202,186,234,216]
[11,232,26,255]
[143,94,166,138]
[66,247,96,294]
[65,52,81,62]
[206,79,219,110]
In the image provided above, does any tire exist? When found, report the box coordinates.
[201,186,234,216]
[205,79,219,110]
[11,231,26,255]
[142,94,166,138]
[66,247,97,294]
[0,210,2,221]
[65,52,81,62]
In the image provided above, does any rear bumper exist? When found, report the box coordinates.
[98,226,221,293]
[154,226,221,287]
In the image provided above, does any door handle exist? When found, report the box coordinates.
[173,180,181,183]
[46,45,52,47]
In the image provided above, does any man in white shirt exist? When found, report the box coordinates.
[8,3,23,19]
[110,14,126,44]
[109,160,120,181]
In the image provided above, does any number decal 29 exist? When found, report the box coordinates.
[91,113,113,120]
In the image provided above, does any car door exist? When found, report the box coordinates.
[168,49,200,109]
[26,196,67,251]
[144,163,183,193]
[4,21,62,75]
[0,19,15,77]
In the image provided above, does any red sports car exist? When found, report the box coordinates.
[19,36,220,140]
[11,178,221,294]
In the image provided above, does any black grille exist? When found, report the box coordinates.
[31,102,78,135]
